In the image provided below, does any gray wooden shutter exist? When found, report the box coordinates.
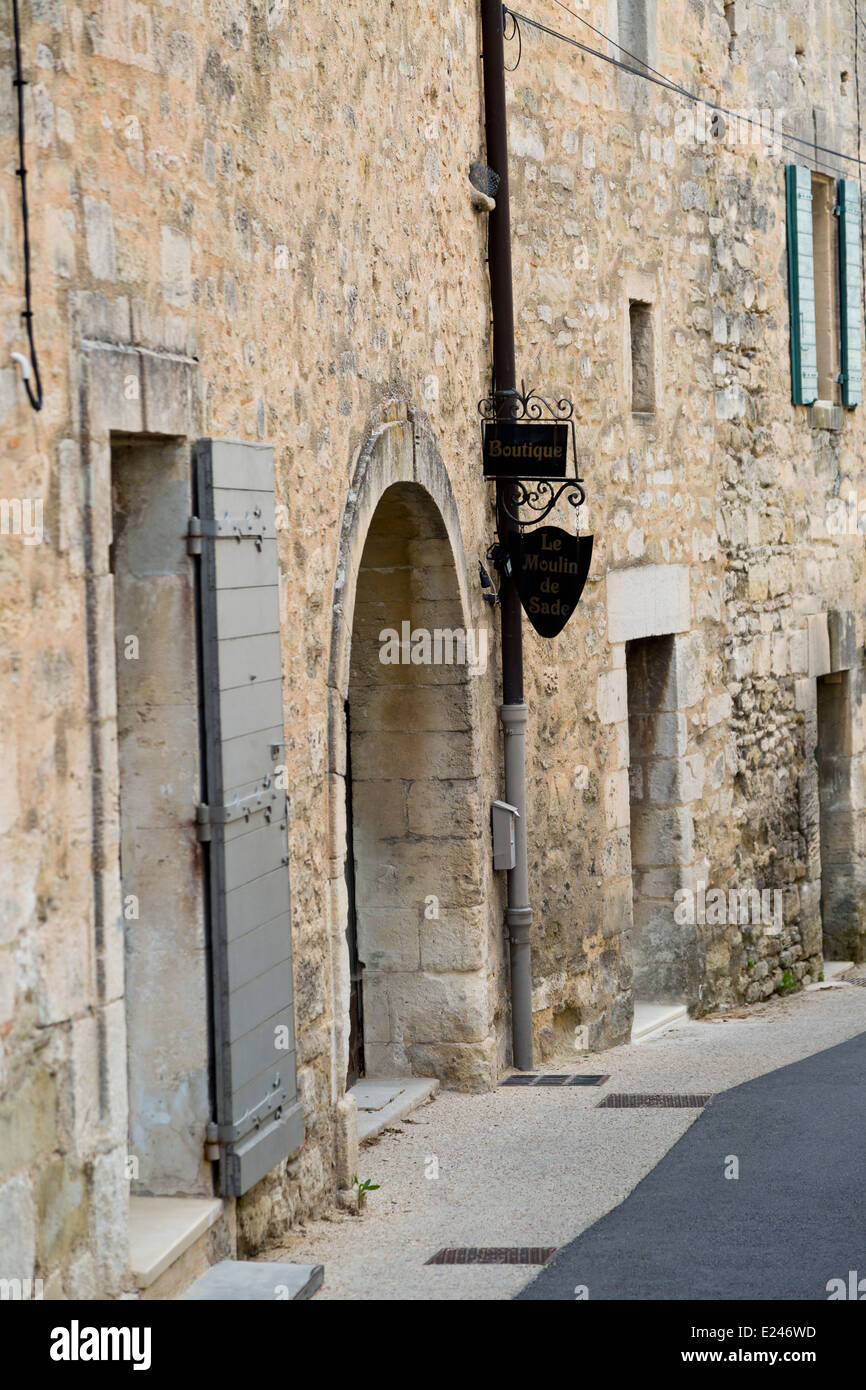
[837,178,863,409]
[785,165,819,405]
[193,438,303,1196]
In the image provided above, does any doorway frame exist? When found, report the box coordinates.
[326,403,499,1103]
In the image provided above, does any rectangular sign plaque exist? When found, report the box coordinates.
[482,420,569,479]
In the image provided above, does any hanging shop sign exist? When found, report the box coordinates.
[478,382,576,480]
[507,526,593,638]
[482,420,569,479]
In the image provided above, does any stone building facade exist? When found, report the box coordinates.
[0,0,864,1297]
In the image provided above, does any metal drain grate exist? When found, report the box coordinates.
[597,1093,713,1108]
[426,1247,557,1266]
[500,1073,609,1087]
[847,976,866,987]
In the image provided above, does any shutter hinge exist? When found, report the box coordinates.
[205,1121,220,1162]
[196,787,283,838]
[216,1078,290,1146]
[188,511,269,551]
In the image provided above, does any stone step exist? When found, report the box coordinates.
[180,1260,324,1300]
[349,1077,440,1143]
[129,1196,228,1301]
[631,1001,689,1044]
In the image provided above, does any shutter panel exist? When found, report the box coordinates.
[786,165,819,405]
[194,438,303,1196]
[837,178,863,409]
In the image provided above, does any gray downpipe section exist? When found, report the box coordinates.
[501,702,533,1071]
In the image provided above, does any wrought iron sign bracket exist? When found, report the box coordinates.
[478,381,586,531]
[498,477,586,528]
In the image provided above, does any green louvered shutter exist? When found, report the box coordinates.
[837,178,863,409]
[786,165,819,405]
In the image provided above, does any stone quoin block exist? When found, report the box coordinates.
[828,610,857,672]
[597,667,628,724]
[83,197,117,280]
[807,613,832,678]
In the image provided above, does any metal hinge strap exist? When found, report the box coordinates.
[216,1080,289,1145]
[195,788,283,838]
[205,1121,221,1161]
[188,511,270,552]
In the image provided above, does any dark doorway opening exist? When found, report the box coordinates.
[344,698,366,1088]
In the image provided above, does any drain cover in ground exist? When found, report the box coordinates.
[426,1247,556,1265]
[597,1093,713,1108]
[847,976,866,987]
[500,1073,609,1087]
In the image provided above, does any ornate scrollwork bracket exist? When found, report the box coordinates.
[499,478,586,527]
[477,381,586,530]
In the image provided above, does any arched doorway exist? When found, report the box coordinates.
[330,429,498,1093]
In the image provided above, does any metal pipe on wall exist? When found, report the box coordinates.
[480,0,534,1072]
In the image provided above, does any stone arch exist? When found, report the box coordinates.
[326,409,495,1097]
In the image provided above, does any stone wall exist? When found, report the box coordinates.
[506,0,866,1035]
[1,0,865,1293]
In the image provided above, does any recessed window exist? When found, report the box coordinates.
[629,300,655,413]
[811,174,841,404]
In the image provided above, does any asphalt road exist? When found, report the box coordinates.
[517,1027,866,1301]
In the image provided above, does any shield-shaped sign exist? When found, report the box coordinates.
[508,527,593,638]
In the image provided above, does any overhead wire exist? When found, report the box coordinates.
[506,4,866,175]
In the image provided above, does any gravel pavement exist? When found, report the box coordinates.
[257,980,866,1300]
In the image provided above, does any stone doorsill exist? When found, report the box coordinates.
[349,1077,439,1143]
[129,1195,223,1289]
[631,1001,689,1044]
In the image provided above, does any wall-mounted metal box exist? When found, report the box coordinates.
[491,800,519,871]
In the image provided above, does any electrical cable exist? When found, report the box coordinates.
[549,0,863,170]
[507,4,866,174]
[10,0,43,412]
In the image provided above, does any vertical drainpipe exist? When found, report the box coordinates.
[480,0,534,1072]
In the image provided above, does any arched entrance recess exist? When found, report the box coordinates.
[327,414,497,1095]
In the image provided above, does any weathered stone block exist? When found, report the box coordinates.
[630,807,695,868]
[629,711,687,758]
[603,769,630,829]
[419,905,486,972]
[807,613,831,678]
[0,1175,36,1285]
[602,878,633,939]
[83,197,117,280]
[597,668,628,724]
[406,781,480,836]
[606,564,690,644]
[357,908,420,971]
[828,610,857,672]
